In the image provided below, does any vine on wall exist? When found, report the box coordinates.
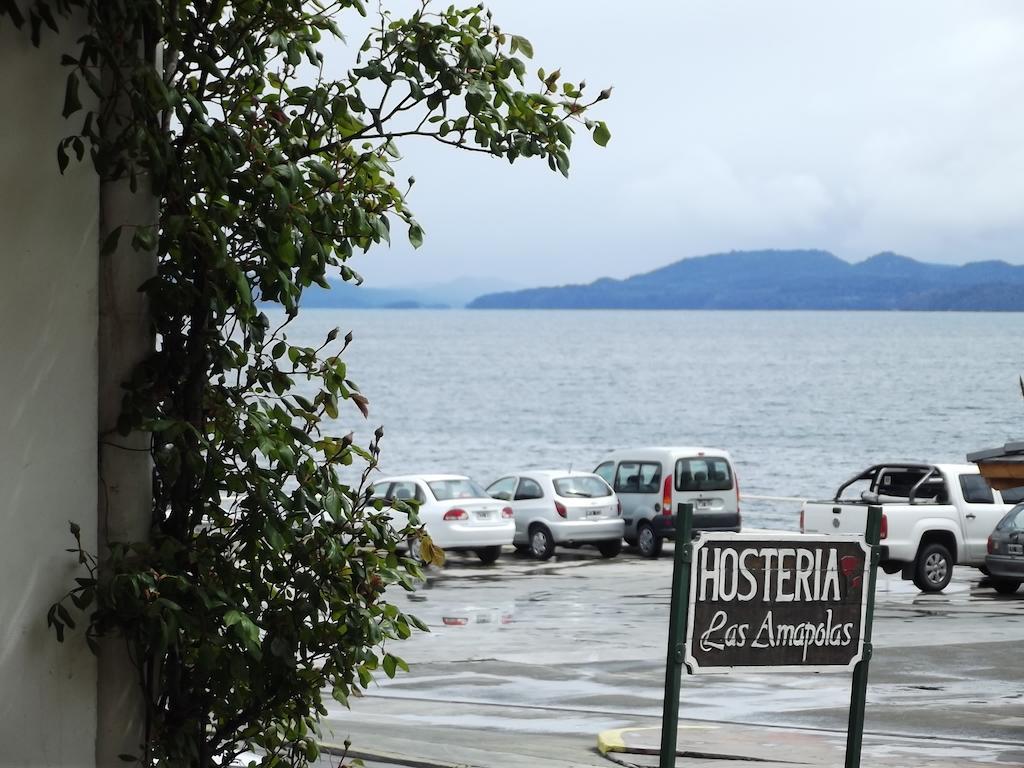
[4,1,607,765]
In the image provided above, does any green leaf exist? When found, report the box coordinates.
[357,665,373,687]
[408,223,424,249]
[100,227,121,257]
[62,72,81,118]
[233,268,253,304]
[593,121,611,147]
[511,35,534,58]
[324,489,343,522]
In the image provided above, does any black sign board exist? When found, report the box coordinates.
[684,534,870,673]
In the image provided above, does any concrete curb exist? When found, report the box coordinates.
[595,725,814,765]
[320,741,473,768]
[597,725,716,756]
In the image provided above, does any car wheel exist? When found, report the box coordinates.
[913,542,953,592]
[474,545,502,565]
[992,578,1021,595]
[637,523,662,558]
[597,539,623,558]
[529,525,555,561]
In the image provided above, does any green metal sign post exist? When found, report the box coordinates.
[844,505,882,768]
[658,503,881,768]
[658,502,694,768]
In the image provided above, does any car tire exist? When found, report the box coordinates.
[992,578,1021,595]
[637,522,662,559]
[529,525,555,561]
[474,545,502,565]
[597,539,623,559]
[912,542,953,592]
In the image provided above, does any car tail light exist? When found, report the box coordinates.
[799,507,805,533]
[662,475,672,516]
[988,535,996,554]
[443,508,468,521]
[880,513,888,540]
[502,506,513,519]
[443,617,468,626]
[555,500,567,519]
[735,472,741,518]
[617,498,622,516]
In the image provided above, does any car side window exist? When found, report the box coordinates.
[370,482,391,500]
[638,463,661,493]
[960,475,994,504]
[390,481,423,503]
[614,462,661,494]
[999,486,1024,504]
[487,476,517,501]
[594,462,615,486]
[514,477,544,501]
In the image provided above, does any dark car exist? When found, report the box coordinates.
[985,503,1024,594]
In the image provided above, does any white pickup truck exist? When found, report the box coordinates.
[800,463,1019,592]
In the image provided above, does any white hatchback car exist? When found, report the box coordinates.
[485,471,624,560]
[371,474,515,564]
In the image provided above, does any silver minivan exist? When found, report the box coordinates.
[594,447,740,557]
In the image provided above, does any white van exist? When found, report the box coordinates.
[593,447,740,558]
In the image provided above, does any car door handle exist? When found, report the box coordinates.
[965,513,977,520]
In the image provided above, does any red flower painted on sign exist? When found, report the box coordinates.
[840,555,863,590]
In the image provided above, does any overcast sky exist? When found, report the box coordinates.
[325,1,1024,288]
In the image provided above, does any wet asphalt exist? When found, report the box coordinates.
[320,540,1024,767]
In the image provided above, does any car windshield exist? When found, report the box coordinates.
[554,476,611,498]
[997,504,1024,531]
[428,478,488,501]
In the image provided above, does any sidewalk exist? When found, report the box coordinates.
[596,722,1024,768]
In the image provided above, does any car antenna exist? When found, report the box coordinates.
[569,462,573,473]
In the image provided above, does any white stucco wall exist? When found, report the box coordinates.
[0,19,99,768]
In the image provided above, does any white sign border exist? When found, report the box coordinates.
[683,532,872,675]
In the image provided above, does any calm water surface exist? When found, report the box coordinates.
[282,310,1024,530]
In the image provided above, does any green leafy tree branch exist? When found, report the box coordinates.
[4,1,607,765]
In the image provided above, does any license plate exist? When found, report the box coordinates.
[1009,544,1023,555]
[587,509,603,517]
[476,511,492,520]
[696,499,712,510]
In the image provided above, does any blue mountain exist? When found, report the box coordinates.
[467,250,1024,310]
[298,276,523,309]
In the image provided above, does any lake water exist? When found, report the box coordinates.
[282,309,1024,530]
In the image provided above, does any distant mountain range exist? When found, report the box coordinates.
[467,250,1024,311]
[299,276,523,309]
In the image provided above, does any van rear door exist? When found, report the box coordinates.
[674,456,739,530]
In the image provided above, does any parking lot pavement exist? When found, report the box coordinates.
[320,543,1024,767]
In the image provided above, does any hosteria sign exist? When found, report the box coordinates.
[684,534,870,673]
